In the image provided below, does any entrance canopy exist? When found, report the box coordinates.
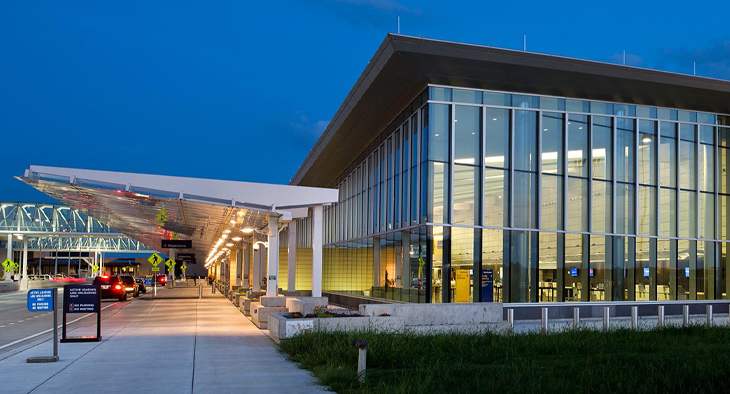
[18,166,339,267]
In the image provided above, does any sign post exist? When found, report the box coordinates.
[26,288,59,363]
[61,284,101,342]
[148,253,164,297]
[166,258,176,289]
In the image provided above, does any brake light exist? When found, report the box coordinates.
[161,277,166,282]
[101,275,109,279]
[115,284,122,290]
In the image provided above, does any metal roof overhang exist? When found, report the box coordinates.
[291,34,730,188]
[19,166,339,264]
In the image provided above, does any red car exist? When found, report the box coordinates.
[92,275,128,301]
[154,274,167,287]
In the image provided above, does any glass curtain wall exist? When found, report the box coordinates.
[320,85,730,304]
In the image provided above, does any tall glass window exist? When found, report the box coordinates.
[514,110,537,172]
[542,112,564,175]
[428,104,450,162]
[592,116,612,180]
[541,174,562,230]
[484,168,508,227]
[567,114,589,177]
[485,108,509,168]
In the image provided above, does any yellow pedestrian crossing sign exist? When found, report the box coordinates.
[180,264,187,271]
[165,259,176,269]
[2,259,17,271]
[148,253,164,266]
[92,264,99,271]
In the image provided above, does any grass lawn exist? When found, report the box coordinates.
[278,326,730,393]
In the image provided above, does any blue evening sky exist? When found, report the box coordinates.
[1,0,729,202]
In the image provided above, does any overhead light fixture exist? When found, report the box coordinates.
[231,236,242,241]
[237,211,244,217]
[223,229,231,233]
[222,247,229,251]
[230,220,236,224]
[642,136,652,143]
[226,242,234,247]
[241,227,254,233]
[221,234,228,239]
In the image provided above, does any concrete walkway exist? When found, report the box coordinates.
[0,285,330,394]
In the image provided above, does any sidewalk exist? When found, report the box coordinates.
[0,285,330,394]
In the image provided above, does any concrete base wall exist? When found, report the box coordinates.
[505,301,730,320]
[286,299,314,316]
[252,305,287,329]
[0,281,19,293]
[359,303,503,325]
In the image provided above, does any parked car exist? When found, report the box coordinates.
[119,275,140,297]
[92,275,127,301]
[135,278,147,294]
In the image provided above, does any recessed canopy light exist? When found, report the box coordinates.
[225,243,234,247]
[223,229,231,233]
[241,227,254,233]
[231,236,242,241]
[221,234,228,239]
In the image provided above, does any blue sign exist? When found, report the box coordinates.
[643,267,650,277]
[570,268,578,277]
[65,285,100,313]
[28,289,54,312]
[144,277,153,286]
[685,267,690,278]
[481,269,494,302]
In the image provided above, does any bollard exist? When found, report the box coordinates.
[573,307,580,329]
[507,309,514,329]
[631,306,638,329]
[541,307,548,334]
[198,284,202,299]
[351,339,368,383]
[683,305,689,326]
[212,283,216,294]
[658,305,665,328]
[603,306,610,331]
[707,305,713,326]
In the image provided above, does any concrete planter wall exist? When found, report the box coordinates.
[267,312,406,342]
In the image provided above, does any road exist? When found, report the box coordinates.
[0,287,158,360]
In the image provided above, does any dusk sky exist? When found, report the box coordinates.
[2,0,729,203]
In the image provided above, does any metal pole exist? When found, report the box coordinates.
[351,340,368,384]
[707,305,713,326]
[683,305,690,326]
[199,283,202,299]
[603,306,610,331]
[507,309,514,329]
[53,288,58,359]
[658,305,665,328]
[541,307,548,334]
[631,306,638,329]
[573,307,580,329]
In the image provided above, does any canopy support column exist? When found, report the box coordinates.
[266,215,279,297]
[235,246,243,288]
[312,205,323,298]
[20,238,28,290]
[287,223,296,292]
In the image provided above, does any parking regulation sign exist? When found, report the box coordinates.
[28,289,54,312]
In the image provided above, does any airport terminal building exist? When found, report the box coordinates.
[17,34,730,305]
[291,34,730,304]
